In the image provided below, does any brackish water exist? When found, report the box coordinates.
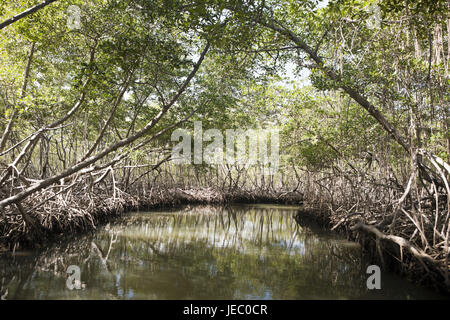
[0,204,446,299]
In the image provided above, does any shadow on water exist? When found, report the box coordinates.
[0,204,446,300]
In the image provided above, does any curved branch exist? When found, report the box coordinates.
[0,0,58,30]
[0,41,210,211]
[351,220,442,267]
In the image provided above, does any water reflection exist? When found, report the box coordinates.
[0,204,445,299]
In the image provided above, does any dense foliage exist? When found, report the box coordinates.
[0,0,448,291]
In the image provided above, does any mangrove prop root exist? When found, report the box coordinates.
[350,220,449,283]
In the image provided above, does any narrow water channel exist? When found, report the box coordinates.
[0,204,445,299]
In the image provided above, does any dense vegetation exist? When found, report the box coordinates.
[0,0,448,292]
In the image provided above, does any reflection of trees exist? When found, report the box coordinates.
[0,205,435,299]
[0,233,93,299]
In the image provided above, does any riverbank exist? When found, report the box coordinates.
[295,206,450,296]
[2,204,445,300]
[0,186,303,251]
